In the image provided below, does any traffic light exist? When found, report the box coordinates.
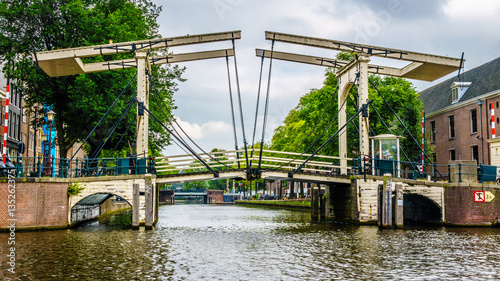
[138,102,144,116]
[17,141,25,155]
[362,103,369,117]
[148,157,156,174]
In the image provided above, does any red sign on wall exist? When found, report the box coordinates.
[474,191,486,203]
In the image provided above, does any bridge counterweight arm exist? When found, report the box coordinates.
[34,30,241,77]
[263,31,462,81]
[82,49,235,74]
[255,49,403,78]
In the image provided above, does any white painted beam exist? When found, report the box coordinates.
[34,31,241,77]
[83,49,235,74]
[265,31,461,66]
[256,49,403,77]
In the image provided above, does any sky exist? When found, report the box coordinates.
[152,0,500,156]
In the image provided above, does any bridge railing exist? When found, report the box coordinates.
[353,157,498,184]
[154,149,355,176]
[1,156,154,178]
[250,149,354,175]
[154,150,245,174]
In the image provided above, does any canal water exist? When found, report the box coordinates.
[2,204,500,280]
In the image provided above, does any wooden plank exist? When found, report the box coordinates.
[145,175,154,229]
[132,183,140,229]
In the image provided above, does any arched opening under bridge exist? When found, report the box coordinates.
[403,193,442,225]
[71,193,131,224]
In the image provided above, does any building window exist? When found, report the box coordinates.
[470,108,477,134]
[450,149,456,161]
[22,109,27,123]
[448,115,455,139]
[452,87,459,103]
[472,145,479,164]
[29,133,34,152]
[430,121,436,143]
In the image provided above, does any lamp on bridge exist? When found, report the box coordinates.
[46,110,55,177]
[41,133,49,176]
[370,134,404,178]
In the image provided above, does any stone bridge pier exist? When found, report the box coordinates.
[68,174,158,229]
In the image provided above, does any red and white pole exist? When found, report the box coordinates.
[491,103,496,138]
[421,111,425,173]
[2,80,10,163]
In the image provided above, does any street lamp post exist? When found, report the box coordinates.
[41,133,47,176]
[47,110,55,176]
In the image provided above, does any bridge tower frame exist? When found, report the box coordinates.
[33,31,241,157]
[257,31,462,174]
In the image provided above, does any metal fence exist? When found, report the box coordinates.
[2,156,155,178]
[352,157,499,184]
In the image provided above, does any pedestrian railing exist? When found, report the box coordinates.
[1,156,156,178]
[352,157,499,184]
[6,153,497,184]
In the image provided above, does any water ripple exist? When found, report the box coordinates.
[1,205,500,280]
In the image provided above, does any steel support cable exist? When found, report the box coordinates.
[147,71,232,170]
[225,52,240,169]
[91,99,134,158]
[268,74,357,172]
[285,84,340,156]
[369,103,414,165]
[70,73,137,161]
[139,102,218,176]
[368,78,444,180]
[300,76,357,155]
[111,120,134,155]
[91,99,135,159]
[291,100,373,176]
[267,84,349,172]
[248,53,266,169]
[151,86,229,169]
[231,38,250,169]
[257,37,275,171]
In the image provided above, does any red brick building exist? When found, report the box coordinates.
[420,57,500,167]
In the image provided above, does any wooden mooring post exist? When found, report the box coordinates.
[395,183,404,228]
[319,186,326,221]
[145,175,154,230]
[132,183,140,229]
[311,185,319,222]
[378,175,404,229]
[379,174,392,228]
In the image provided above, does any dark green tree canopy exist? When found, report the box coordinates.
[0,0,184,158]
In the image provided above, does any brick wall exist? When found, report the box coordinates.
[159,190,174,204]
[208,190,224,203]
[426,97,500,167]
[444,185,500,225]
[0,181,69,230]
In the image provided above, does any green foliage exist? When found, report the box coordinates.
[0,0,184,158]
[271,65,429,162]
[68,182,85,196]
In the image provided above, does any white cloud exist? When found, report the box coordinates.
[155,0,500,156]
[173,118,232,140]
[443,0,500,19]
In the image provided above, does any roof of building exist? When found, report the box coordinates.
[419,57,500,114]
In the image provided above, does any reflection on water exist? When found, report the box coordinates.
[1,205,500,280]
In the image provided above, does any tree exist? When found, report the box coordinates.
[271,63,428,163]
[0,0,184,158]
